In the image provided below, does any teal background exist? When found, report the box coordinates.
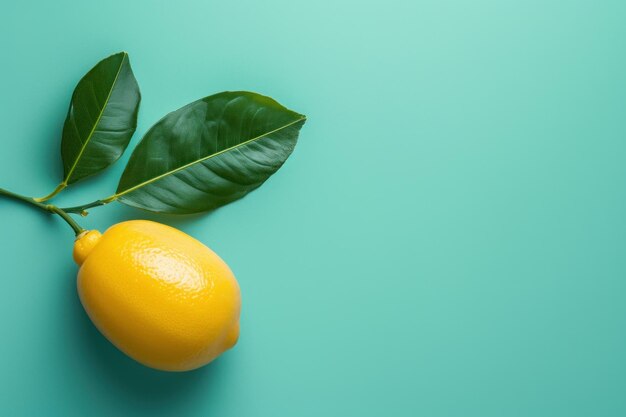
[1,0,625,415]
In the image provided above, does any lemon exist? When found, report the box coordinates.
[73,220,241,372]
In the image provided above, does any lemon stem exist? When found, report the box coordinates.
[46,205,85,235]
[0,187,85,236]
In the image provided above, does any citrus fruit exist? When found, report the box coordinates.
[73,220,241,371]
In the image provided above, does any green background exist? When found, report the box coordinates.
[1,0,625,415]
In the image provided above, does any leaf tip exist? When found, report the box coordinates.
[110,51,129,60]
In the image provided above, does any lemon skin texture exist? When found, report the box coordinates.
[73,220,241,372]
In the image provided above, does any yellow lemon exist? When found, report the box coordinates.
[73,220,241,372]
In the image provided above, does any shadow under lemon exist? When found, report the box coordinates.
[60,233,237,410]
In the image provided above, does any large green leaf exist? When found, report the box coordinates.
[60,52,141,186]
[113,91,306,214]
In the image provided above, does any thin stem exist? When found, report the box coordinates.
[34,183,66,202]
[46,205,85,235]
[0,187,85,236]
[61,199,112,215]
[0,187,50,210]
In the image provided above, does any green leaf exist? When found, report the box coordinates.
[60,52,141,186]
[113,91,306,214]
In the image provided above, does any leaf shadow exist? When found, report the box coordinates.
[103,203,219,232]
[32,97,66,185]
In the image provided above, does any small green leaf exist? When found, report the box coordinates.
[61,52,141,186]
[113,91,306,214]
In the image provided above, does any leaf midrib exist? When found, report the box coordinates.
[110,115,306,201]
[64,53,127,184]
